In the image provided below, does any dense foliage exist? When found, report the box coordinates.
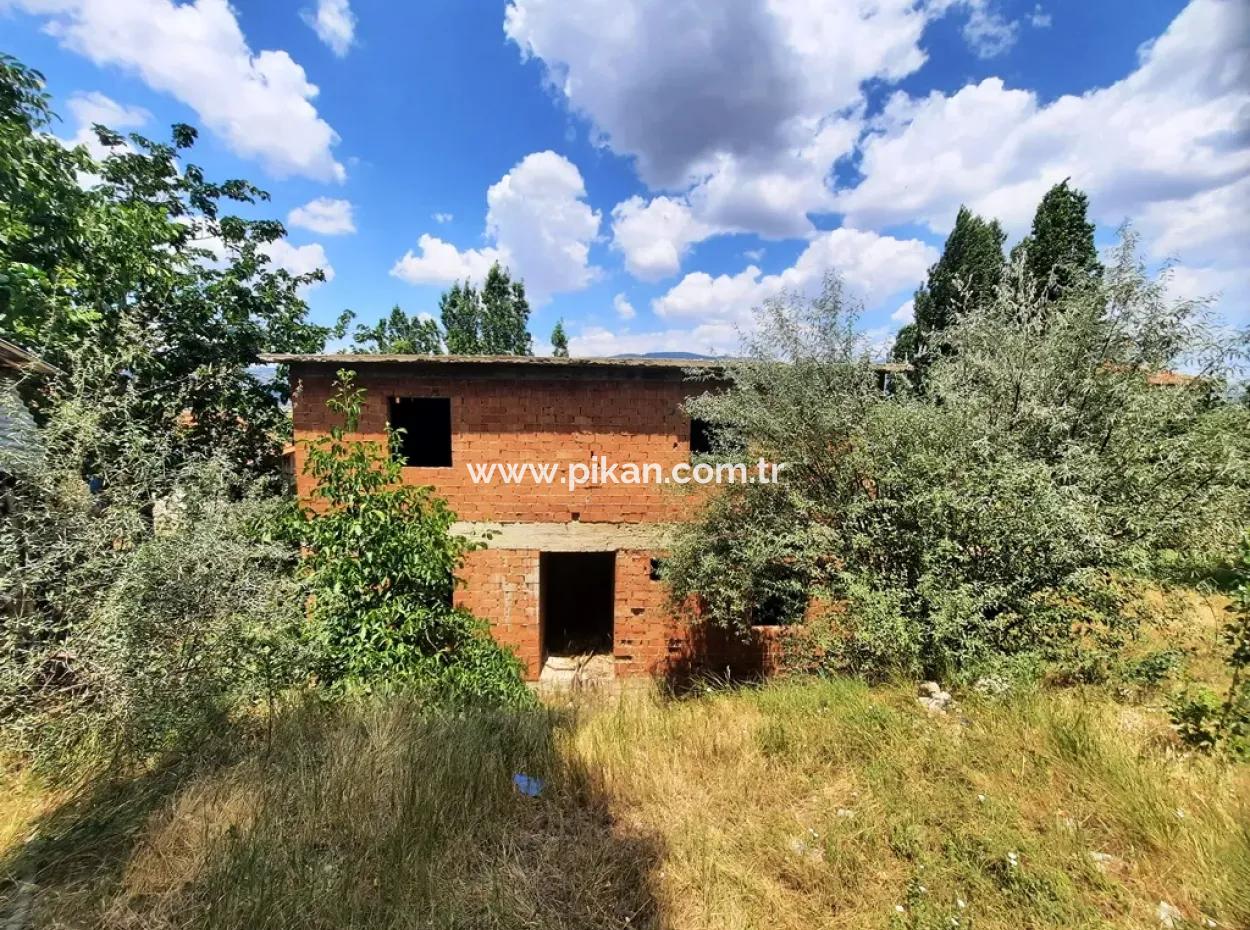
[668,236,1250,681]
[1171,534,1250,757]
[287,371,529,704]
[893,206,1005,366]
[353,304,443,354]
[0,54,339,475]
[438,262,533,355]
[0,370,308,769]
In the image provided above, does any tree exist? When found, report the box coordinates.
[672,247,1250,679]
[288,371,529,704]
[0,54,340,475]
[479,262,533,355]
[438,264,533,355]
[551,319,569,357]
[1013,178,1101,300]
[353,305,443,354]
[892,206,1005,364]
[439,281,483,354]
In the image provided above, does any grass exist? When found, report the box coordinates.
[2,593,1247,929]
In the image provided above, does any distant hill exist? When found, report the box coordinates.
[609,351,714,360]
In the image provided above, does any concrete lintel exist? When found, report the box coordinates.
[452,521,675,551]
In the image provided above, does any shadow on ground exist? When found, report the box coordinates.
[1,700,666,930]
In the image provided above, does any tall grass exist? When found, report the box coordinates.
[3,679,1246,930]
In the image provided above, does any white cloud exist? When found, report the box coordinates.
[6,0,345,182]
[262,239,334,285]
[287,197,356,235]
[62,91,150,157]
[432,212,453,223]
[654,228,937,323]
[504,0,970,274]
[1028,5,1052,28]
[391,151,600,302]
[613,293,637,320]
[838,0,1250,241]
[391,234,504,286]
[302,0,355,57]
[960,0,1018,59]
[833,0,1250,322]
[891,299,916,324]
[610,195,714,281]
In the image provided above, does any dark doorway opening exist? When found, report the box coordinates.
[541,551,615,658]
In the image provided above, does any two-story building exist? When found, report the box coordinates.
[269,353,791,683]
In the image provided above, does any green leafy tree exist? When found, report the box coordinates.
[550,319,569,357]
[1013,179,1101,300]
[288,371,530,704]
[0,369,308,769]
[893,206,1005,364]
[353,305,443,354]
[480,262,533,355]
[439,281,483,354]
[673,238,1250,680]
[0,54,341,475]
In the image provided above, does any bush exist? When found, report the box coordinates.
[666,233,1250,680]
[1170,533,1250,757]
[287,370,530,706]
[1,375,308,769]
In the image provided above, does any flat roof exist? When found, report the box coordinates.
[260,353,910,373]
[0,337,58,376]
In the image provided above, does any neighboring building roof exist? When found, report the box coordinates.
[0,337,58,376]
[261,353,911,373]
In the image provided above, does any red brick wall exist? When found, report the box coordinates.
[291,365,704,523]
[292,362,776,680]
[453,546,779,681]
[455,548,541,675]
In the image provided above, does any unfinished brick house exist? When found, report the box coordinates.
[268,353,794,683]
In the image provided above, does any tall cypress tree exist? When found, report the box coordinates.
[1013,179,1100,300]
[892,206,1006,362]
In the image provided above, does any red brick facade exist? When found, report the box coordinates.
[278,356,777,681]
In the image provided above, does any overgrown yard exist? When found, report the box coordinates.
[3,593,1245,930]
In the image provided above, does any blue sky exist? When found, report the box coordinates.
[2,0,1246,356]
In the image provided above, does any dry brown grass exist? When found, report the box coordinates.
[2,591,1247,930]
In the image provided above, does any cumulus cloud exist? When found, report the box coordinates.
[391,234,504,286]
[5,0,345,182]
[263,239,335,285]
[505,0,956,277]
[837,1,1249,246]
[653,228,937,324]
[391,151,600,301]
[610,196,714,281]
[302,0,355,57]
[613,294,636,320]
[61,91,150,157]
[432,212,453,223]
[288,197,356,235]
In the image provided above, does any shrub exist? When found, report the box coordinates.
[1170,532,1250,757]
[287,370,529,706]
[1,375,307,770]
[667,233,1250,680]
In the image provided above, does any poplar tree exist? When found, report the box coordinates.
[893,206,1006,363]
[1013,179,1101,300]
